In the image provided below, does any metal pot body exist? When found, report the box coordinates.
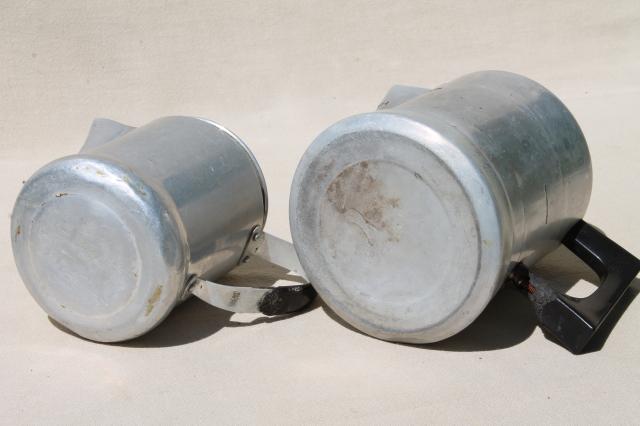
[389,72,592,267]
[12,116,267,342]
[290,71,592,343]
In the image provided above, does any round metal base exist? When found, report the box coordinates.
[290,112,506,343]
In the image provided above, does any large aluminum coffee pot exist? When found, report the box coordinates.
[290,71,639,353]
[12,116,315,342]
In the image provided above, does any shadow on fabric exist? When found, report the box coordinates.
[322,244,639,353]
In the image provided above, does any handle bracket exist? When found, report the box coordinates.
[190,231,316,316]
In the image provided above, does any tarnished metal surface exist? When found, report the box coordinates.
[11,116,277,342]
[290,71,592,344]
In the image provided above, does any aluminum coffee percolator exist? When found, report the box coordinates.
[290,70,639,354]
[12,116,315,342]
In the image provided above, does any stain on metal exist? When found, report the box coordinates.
[145,285,163,316]
[326,161,401,244]
[229,291,241,306]
[315,159,336,182]
[121,176,147,197]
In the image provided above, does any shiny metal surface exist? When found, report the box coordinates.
[290,71,592,343]
[12,116,269,342]
[86,117,268,281]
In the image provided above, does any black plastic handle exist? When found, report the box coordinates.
[515,220,640,354]
[258,283,317,316]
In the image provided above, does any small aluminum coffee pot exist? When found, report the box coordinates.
[290,71,639,353]
[12,116,315,342]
